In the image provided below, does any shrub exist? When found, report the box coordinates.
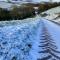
[0,5,35,21]
[9,5,35,20]
[0,8,11,21]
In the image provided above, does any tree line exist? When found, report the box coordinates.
[0,2,60,21]
[0,6,35,21]
[38,2,60,13]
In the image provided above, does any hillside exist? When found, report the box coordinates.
[41,6,60,24]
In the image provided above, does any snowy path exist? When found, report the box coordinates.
[42,18,60,50]
[0,17,60,60]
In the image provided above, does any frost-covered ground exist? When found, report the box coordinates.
[0,15,60,60]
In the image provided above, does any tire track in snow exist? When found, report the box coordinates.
[37,19,60,60]
[0,17,60,60]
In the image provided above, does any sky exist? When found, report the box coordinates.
[33,0,60,2]
[0,0,60,2]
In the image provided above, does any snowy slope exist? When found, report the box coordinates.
[0,16,60,60]
[0,1,39,10]
[0,16,41,60]
[0,1,13,10]
[41,6,60,20]
[0,1,25,10]
[41,6,60,25]
[42,6,60,15]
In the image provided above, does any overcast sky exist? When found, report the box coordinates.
[0,0,60,2]
[33,0,60,2]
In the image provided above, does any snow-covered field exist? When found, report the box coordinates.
[0,16,41,60]
[0,1,28,10]
[0,0,60,59]
[42,6,60,15]
[41,6,60,25]
[0,15,60,60]
[0,1,39,10]
[0,1,13,10]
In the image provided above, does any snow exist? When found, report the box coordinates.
[43,14,58,20]
[41,6,60,25]
[42,18,60,50]
[0,1,13,10]
[0,16,41,60]
[0,1,40,10]
[0,15,60,60]
[0,1,25,10]
[42,6,60,15]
